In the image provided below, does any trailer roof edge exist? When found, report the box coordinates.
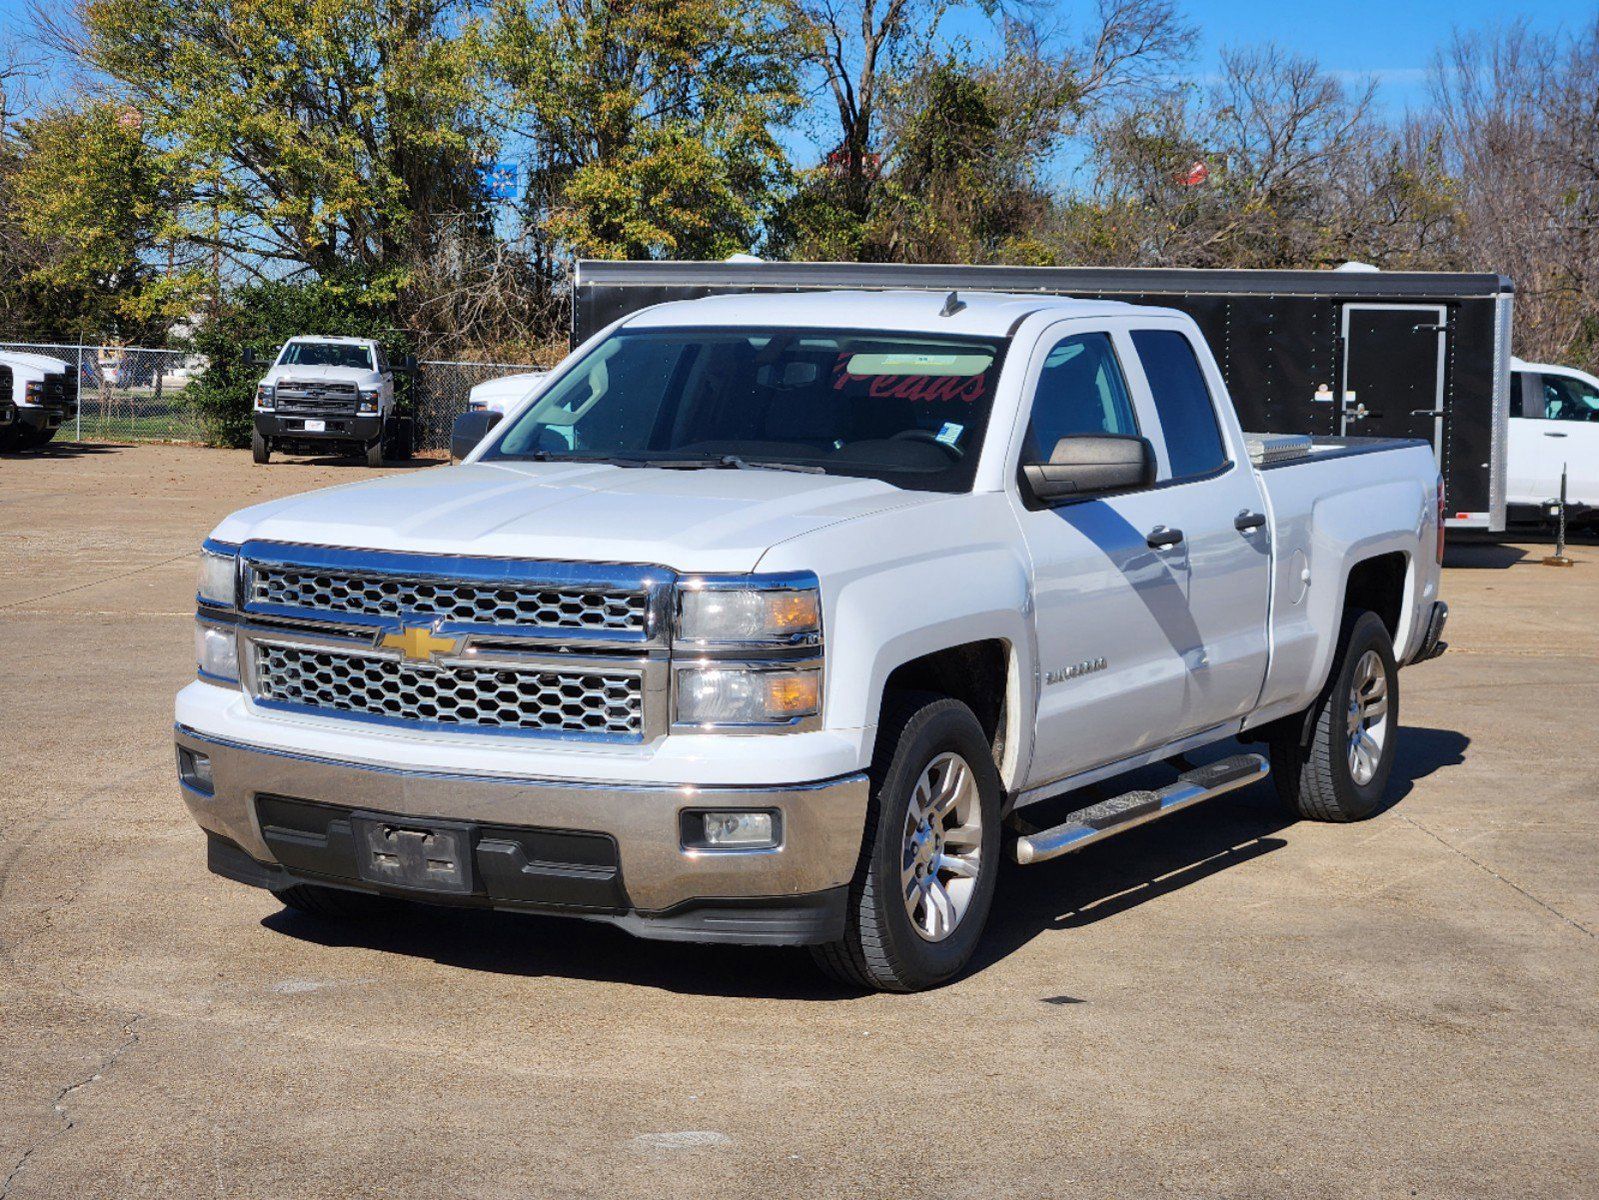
[573,260,1514,299]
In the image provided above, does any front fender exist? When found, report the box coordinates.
[758,494,1037,783]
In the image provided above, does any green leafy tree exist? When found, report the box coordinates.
[0,101,193,341]
[65,0,492,278]
[492,0,799,261]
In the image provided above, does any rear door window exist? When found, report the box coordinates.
[1131,329,1229,479]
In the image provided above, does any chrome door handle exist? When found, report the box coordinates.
[1544,431,1569,438]
[1147,526,1185,549]
[1234,510,1266,532]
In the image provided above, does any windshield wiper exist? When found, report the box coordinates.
[694,454,828,475]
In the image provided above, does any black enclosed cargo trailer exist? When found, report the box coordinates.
[571,261,1514,531]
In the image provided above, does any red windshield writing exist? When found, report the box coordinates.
[831,354,989,403]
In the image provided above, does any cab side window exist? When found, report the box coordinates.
[1023,332,1139,463]
[1131,329,1229,479]
[1539,373,1599,422]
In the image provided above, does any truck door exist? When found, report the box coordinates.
[1339,304,1447,457]
[1121,325,1272,739]
[1010,327,1187,790]
[1509,369,1599,508]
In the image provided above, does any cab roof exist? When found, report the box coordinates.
[284,335,380,346]
[619,289,1168,338]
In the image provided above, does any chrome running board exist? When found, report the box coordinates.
[1012,754,1270,866]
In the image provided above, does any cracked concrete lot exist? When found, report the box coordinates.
[2,442,1596,1199]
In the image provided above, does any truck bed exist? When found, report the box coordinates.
[1244,431,1432,469]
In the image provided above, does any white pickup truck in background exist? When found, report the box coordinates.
[249,336,409,467]
[1508,356,1599,527]
[466,369,550,418]
[0,348,78,451]
[178,290,1448,991]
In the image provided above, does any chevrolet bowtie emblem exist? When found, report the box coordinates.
[378,624,460,662]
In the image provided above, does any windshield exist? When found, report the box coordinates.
[483,327,1008,491]
[278,342,375,371]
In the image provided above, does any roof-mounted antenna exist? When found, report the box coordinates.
[940,290,966,317]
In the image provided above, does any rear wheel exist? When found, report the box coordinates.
[251,429,271,464]
[811,694,1002,992]
[273,884,399,919]
[1270,609,1399,822]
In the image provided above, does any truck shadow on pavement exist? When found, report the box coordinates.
[261,725,1469,999]
[0,440,132,459]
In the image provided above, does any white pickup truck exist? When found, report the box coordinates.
[178,291,1448,991]
[0,349,77,451]
[1508,356,1599,527]
[249,336,408,466]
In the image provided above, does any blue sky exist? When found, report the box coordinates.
[2,0,1592,126]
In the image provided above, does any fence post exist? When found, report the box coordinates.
[75,344,84,441]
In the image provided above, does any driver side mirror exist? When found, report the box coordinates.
[1022,434,1154,502]
[451,409,502,461]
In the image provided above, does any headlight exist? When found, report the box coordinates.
[677,578,821,646]
[358,387,380,413]
[255,383,274,410]
[195,620,239,683]
[675,666,821,727]
[197,543,238,608]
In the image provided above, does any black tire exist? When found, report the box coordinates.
[364,434,384,467]
[1270,609,1400,822]
[390,416,413,461]
[811,693,1003,992]
[273,883,399,919]
[252,429,271,464]
[0,426,23,452]
[29,426,58,446]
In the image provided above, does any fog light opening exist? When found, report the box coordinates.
[178,748,214,794]
[682,809,780,851]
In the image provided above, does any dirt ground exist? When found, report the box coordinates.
[2,441,1595,1199]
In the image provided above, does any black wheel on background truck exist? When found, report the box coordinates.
[1270,609,1400,822]
[251,429,271,464]
[390,415,413,461]
[812,693,1003,992]
[273,883,399,919]
[364,433,384,468]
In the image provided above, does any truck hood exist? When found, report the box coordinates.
[263,364,380,385]
[0,350,69,376]
[211,460,946,572]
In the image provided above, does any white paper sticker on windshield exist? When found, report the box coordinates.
[936,422,964,446]
[843,352,990,377]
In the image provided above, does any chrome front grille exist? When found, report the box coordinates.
[275,381,359,414]
[238,545,670,742]
[249,564,647,633]
[253,642,645,738]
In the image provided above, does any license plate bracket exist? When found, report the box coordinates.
[349,813,475,893]
[303,418,326,432]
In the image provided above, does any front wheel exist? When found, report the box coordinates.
[1270,609,1400,821]
[812,694,1002,992]
[252,429,271,464]
[363,435,384,468]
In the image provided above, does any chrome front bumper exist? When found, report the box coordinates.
[175,726,869,936]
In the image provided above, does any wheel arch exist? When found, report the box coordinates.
[876,637,1027,791]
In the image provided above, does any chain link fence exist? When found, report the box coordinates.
[408,359,543,453]
[0,341,544,453]
[1,342,205,443]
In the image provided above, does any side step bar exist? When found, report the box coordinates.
[1012,754,1270,866]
